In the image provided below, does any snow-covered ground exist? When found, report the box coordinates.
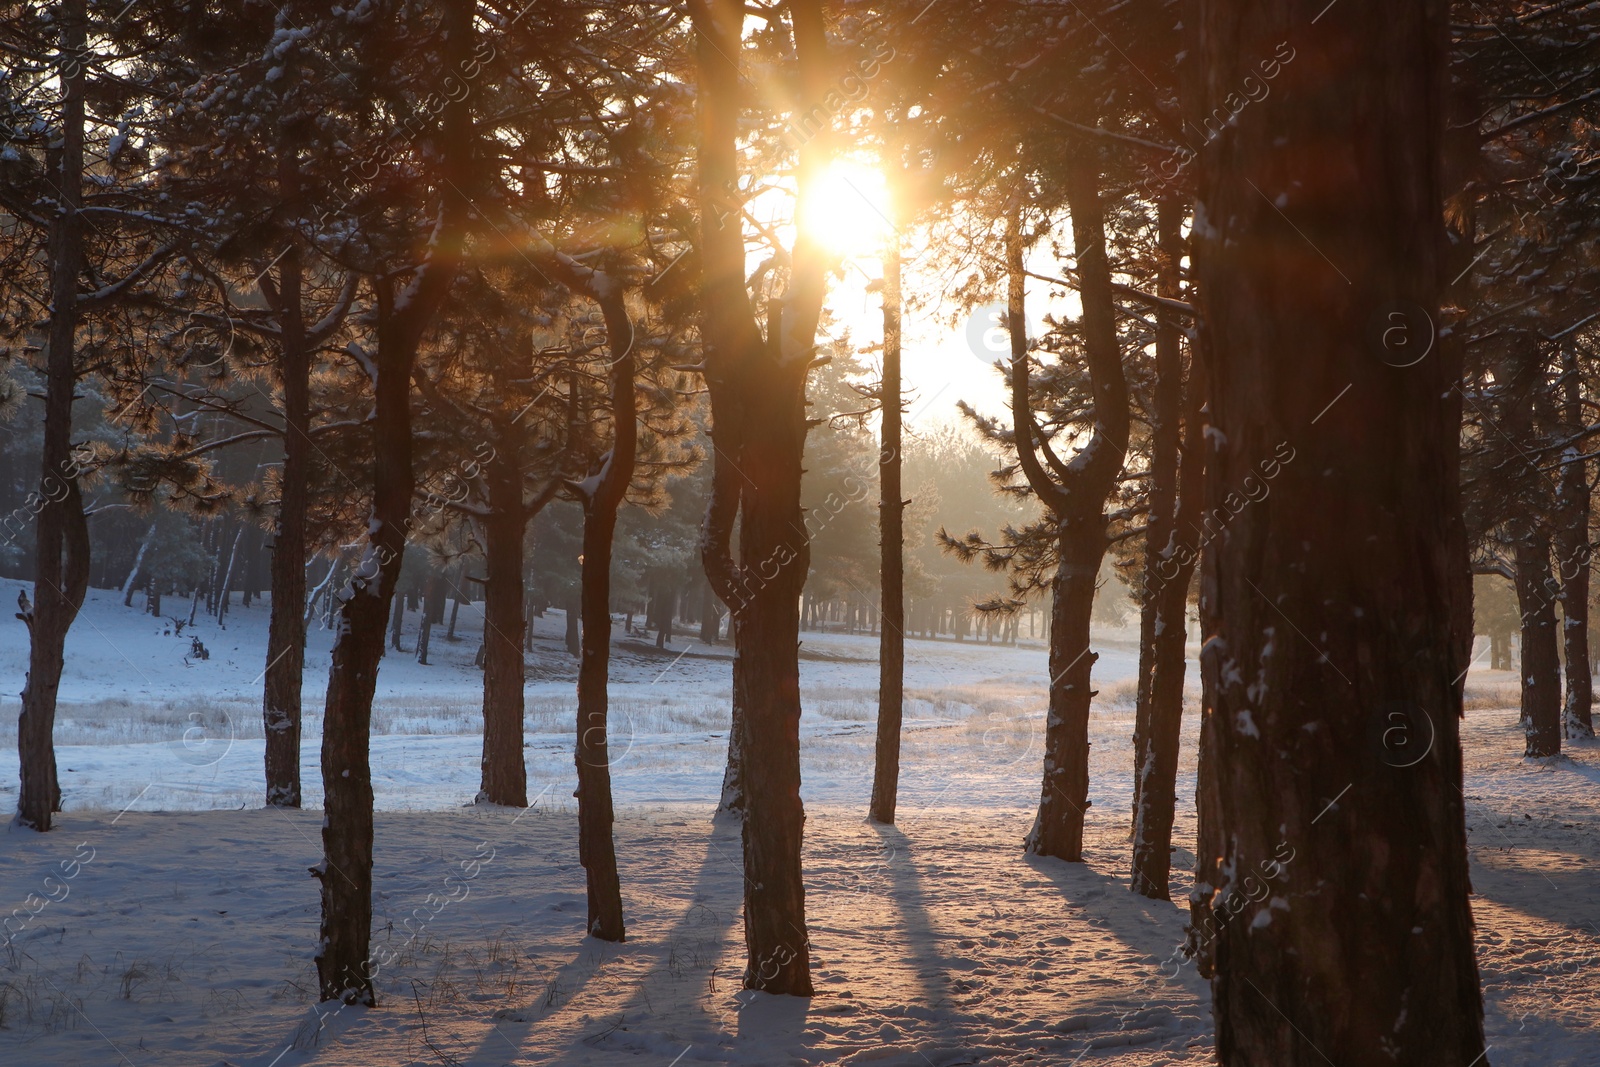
[0,582,1595,1065]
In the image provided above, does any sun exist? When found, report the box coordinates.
[804,160,896,258]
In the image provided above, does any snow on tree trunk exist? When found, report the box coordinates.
[1190,0,1486,1060]
[217,526,244,625]
[315,294,419,1005]
[1025,522,1103,861]
[122,521,158,607]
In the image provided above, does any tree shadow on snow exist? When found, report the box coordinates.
[525,815,748,1065]
[1026,851,1210,1056]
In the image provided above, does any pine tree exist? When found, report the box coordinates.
[1189,0,1486,1060]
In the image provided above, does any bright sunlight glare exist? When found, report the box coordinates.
[805,161,895,257]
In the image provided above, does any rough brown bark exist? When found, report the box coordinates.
[314,284,416,1005]
[1131,201,1184,836]
[388,586,405,650]
[1191,0,1486,1060]
[1557,345,1594,738]
[691,0,824,995]
[573,292,636,942]
[1515,529,1563,757]
[479,456,528,807]
[414,568,440,665]
[1028,522,1104,860]
[315,10,469,991]
[869,234,905,825]
[18,0,89,833]
[1009,152,1130,862]
[1130,199,1201,900]
[728,344,813,992]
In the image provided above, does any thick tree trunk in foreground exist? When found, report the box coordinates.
[18,0,89,832]
[479,455,528,806]
[1557,347,1594,738]
[573,290,636,943]
[870,234,905,825]
[262,234,310,809]
[1192,0,1485,1061]
[1130,199,1201,900]
[1515,529,1563,757]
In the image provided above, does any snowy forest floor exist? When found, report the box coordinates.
[0,582,1596,1065]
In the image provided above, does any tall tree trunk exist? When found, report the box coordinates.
[870,234,905,825]
[122,521,157,607]
[1027,522,1105,861]
[314,19,468,987]
[263,232,312,807]
[717,620,745,815]
[414,568,441,665]
[1191,0,1486,1060]
[574,295,636,942]
[217,525,244,625]
[316,286,416,1005]
[692,0,828,995]
[1557,345,1594,738]
[479,452,528,807]
[1131,200,1185,837]
[699,581,721,642]
[18,0,89,833]
[1515,528,1563,757]
[1130,199,1202,900]
[564,588,580,655]
[728,347,813,992]
[1008,152,1130,862]
[388,587,405,651]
